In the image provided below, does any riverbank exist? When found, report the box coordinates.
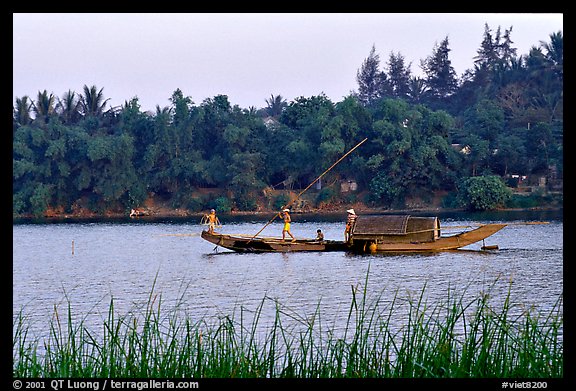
[13,190,563,221]
[13,205,563,224]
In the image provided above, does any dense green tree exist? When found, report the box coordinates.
[490,134,526,176]
[145,102,178,194]
[386,51,412,100]
[260,122,298,188]
[460,134,491,177]
[319,116,346,164]
[12,25,562,216]
[356,45,390,106]
[279,94,336,186]
[420,36,458,105]
[86,132,138,207]
[363,99,460,205]
[463,98,505,146]
[369,171,401,207]
[474,23,502,71]
[499,26,518,69]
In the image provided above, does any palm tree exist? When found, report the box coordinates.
[80,85,110,117]
[265,94,287,117]
[407,77,428,104]
[245,106,259,116]
[13,96,33,127]
[540,31,563,80]
[32,90,56,125]
[56,90,82,124]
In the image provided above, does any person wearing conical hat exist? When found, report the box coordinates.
[345,208,357,242]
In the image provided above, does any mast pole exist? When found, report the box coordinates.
[247,137,368,243]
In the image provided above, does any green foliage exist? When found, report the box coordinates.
[369,172,402,207]
[457,175,512,211]
[11,29,563,215]
[29,183,52,217]
[13,277,563,377]
[506,192,562,209]
[273,194,291,210]
[13,191,28,216]
[234,191,259,211]
[213,196,232,213]
[315,187,337,206]
[185,196,206,213]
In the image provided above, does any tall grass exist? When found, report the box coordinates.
[13,273,563,378]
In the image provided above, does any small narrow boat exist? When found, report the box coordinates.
[200,214,507,253]
[201,231,348,253]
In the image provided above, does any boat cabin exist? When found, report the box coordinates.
[351,215,440,244]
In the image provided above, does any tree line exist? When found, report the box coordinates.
[13,24,563,216]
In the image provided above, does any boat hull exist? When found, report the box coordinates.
[201,231,349,253]
[350,223,508,252]
[201,223,506,253]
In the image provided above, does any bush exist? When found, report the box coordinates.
[457,175,512,211]
[234,192,259,211]
[213,196,232,213]
[186,196,207,212]
[29,184,52,217]
[369,173,402,208]
[315,187,337,207]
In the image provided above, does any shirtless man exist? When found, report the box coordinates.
[281,209,296,242]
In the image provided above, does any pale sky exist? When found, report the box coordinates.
[13,13,563,113]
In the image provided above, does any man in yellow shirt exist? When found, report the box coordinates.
[281,209,296,242]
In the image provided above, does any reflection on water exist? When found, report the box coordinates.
[13,211,563,340]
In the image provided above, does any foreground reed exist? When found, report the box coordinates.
[13,274,563,378]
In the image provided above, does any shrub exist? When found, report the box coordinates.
[369,172,402,208]
[457,175,512,211]
[315,187,337,207]
[234,192,259,211]
[213,196,232,213]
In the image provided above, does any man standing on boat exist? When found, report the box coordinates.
[205,209,220,234]
[345,208,357,242]
[281,209,296,242]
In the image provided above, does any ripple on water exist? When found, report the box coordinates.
[13,216,563,340]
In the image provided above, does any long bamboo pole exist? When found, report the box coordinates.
[247,137,368,243]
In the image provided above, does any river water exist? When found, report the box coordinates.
[13,210,563,343]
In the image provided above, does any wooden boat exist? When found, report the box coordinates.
[348,215,507,253]
[201,231,348,253]
[200,214,507,253]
